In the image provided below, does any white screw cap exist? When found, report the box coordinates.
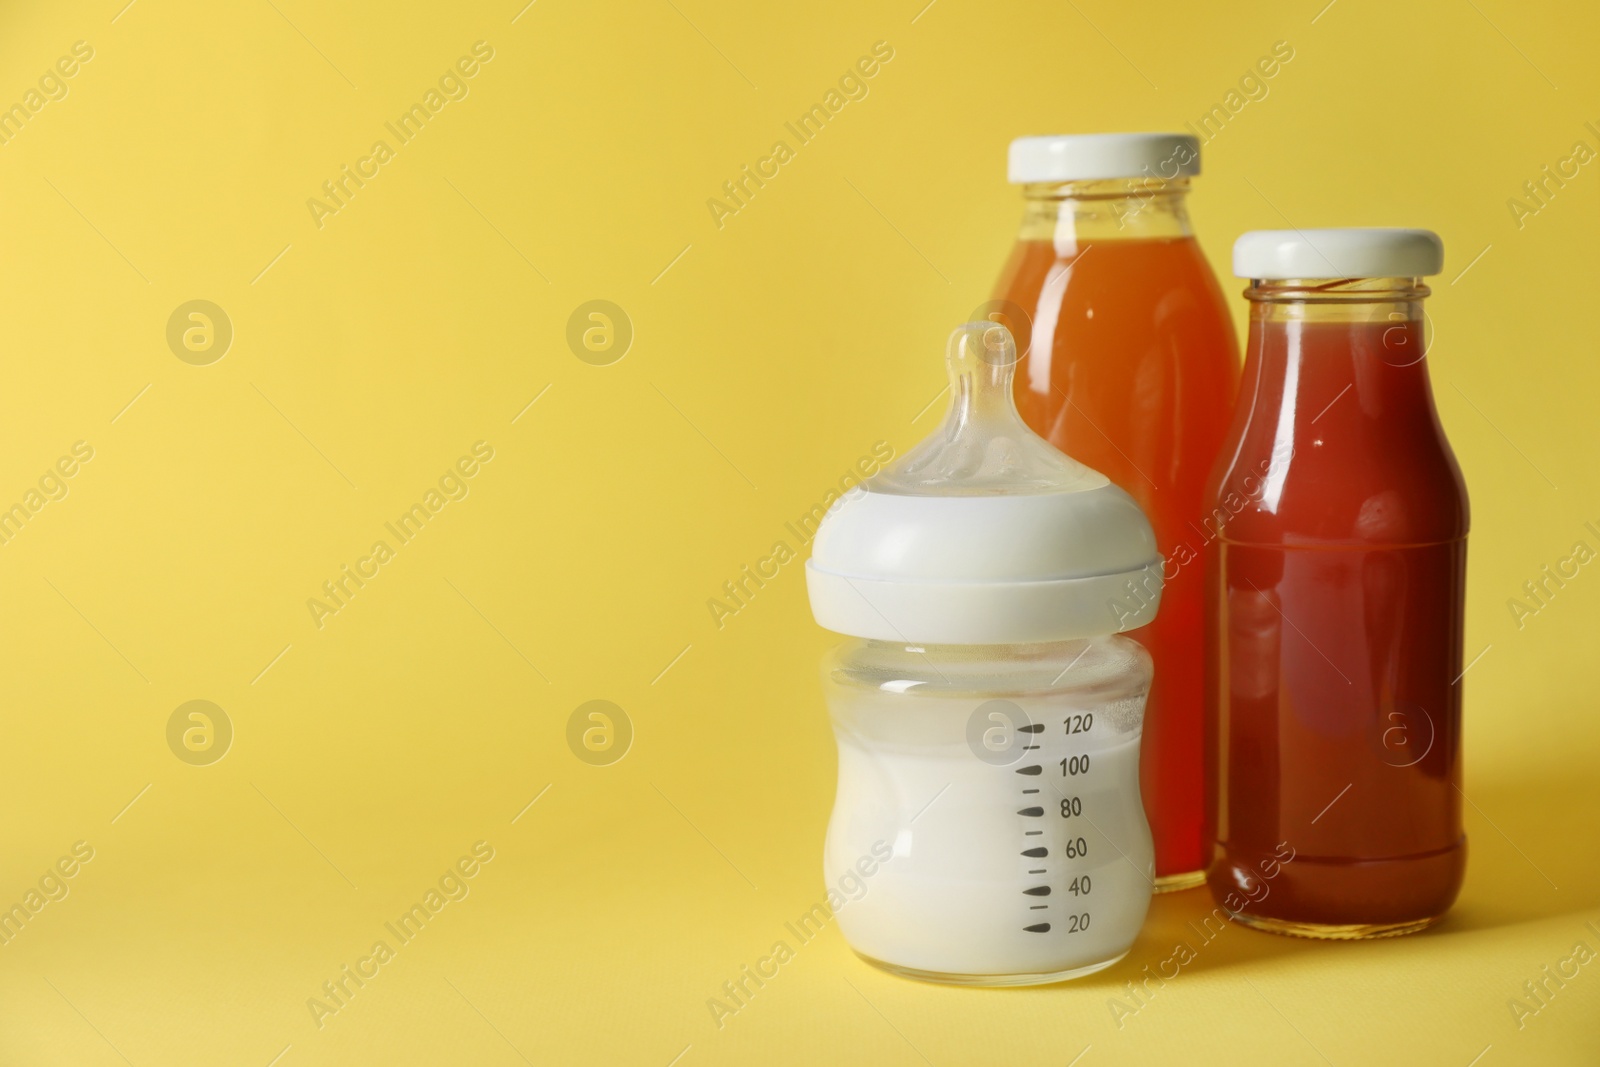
[1233,228,1444,279]
[1008,133,1200,183]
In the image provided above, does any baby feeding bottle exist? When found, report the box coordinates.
[992,133,1240,892]
[805,322,1164,985]
[1205,229,1468,937]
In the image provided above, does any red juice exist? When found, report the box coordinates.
[1205,285,1469,936]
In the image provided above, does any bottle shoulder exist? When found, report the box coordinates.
[994,236,1242,480]
[1209,327,1470,546]
[1209,432,1470,545]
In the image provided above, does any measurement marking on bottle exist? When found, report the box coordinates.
[1030,905,1048,910]
[1029,869,1046,874]
[1025,830,1043,835]
[1019,723,1044,733]
[1016,765,1042,776]
[1024,923,1050,933]
[1017,806,1044,816]
[1021,847,1048,857]
[1024,886,1051,896]
[1022,788,1039,794]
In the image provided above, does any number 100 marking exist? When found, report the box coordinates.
[1061,754,1090,776]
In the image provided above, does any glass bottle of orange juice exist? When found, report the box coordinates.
[990,133,1240,890]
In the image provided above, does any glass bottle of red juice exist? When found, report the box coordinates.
[992,133,1240,891]
[1205,229,1468,937]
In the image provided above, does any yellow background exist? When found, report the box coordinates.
[1,0,1596,1063]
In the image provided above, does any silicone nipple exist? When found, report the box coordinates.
[873,323,1106,496]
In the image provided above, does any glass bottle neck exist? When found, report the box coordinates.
[1245,276,1431,324]
[1017,178,1195,243]
[1239,277,1437,418]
